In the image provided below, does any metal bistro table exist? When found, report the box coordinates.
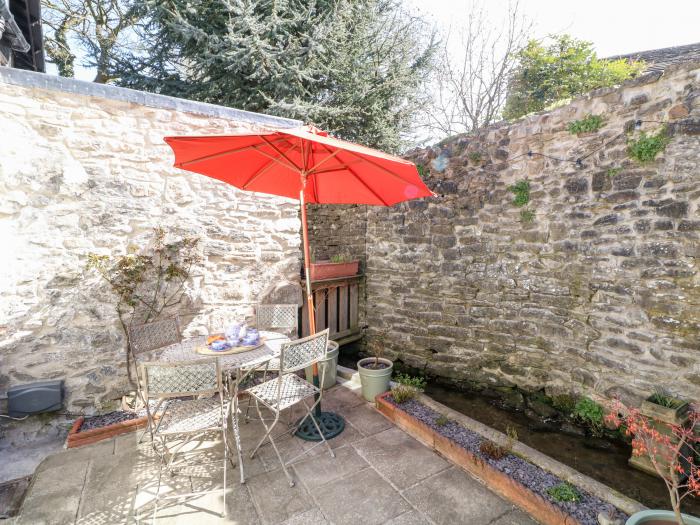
[159,331,290,484]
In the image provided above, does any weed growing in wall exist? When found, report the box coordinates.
[627,127,671,163]
[520,209,535,223]
[567,114,604,134]
[468,151,483,163]
[508,180,530,207]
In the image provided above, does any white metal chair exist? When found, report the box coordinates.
[127,316,182,441]
[255,304,299,339]
[245,329,333,487]
[140,358,230,518]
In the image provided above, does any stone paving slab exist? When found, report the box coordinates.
[402,467,537,525]
[15,384,544,525]
[313,467,411,525]
[352,426,450,489]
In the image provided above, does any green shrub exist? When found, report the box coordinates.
[627,127,671,163]
[416,164,428,178]
[547,482,581,503]
[606,167,622,178]
[391,384,418,404]
[508,180,530,207]
[573,397,604,434]
[503,35,644,120]
[568,114,604,134]
[394,373,427,391]
[330,254,349,263]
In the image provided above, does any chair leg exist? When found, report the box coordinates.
[250,399,295,487]
[250,399,276,458]
[222,427,228,518]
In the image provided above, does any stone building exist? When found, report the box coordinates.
[608,41,700,74]
[0,0,43,71]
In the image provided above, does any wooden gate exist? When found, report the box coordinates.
[301,275,362,345]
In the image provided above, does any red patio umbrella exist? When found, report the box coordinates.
[164,125,433,439]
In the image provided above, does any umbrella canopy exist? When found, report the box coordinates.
[164,125,433,440]
[164,126,433,206]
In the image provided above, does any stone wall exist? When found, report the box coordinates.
[352,63,700,404]
[0,68,303,412]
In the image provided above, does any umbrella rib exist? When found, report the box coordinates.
[241,143,295,190]
[174,137,290,167]
[306,149,342,175]
[261,136,301,172]
[317,144,389,206]
[340,149,415,186]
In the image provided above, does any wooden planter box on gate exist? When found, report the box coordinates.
[375,392,585,525]
[309,260,359,281]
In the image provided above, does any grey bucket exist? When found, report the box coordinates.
[305,340,340,390]
[357,357,393,402]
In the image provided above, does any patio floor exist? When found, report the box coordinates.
[14,383,537,525]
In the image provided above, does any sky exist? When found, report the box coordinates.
[407,0,700,57]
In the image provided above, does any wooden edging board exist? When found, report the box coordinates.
[374,391,646,524]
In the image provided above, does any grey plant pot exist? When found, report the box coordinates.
[305,341,340,390]
[357,357,393,402]
[626,510,700,525]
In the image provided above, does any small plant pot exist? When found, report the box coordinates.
[305,341,339,390]
[640,398,689,426]
[357,357,393,402]
[309,260,359,281]
[630,397,690,477]
[625,510,700,525]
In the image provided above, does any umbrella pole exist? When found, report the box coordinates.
[295,182,345,441]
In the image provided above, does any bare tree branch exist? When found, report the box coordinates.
[421,1,531,139]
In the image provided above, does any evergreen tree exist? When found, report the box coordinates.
[115,0,435,152]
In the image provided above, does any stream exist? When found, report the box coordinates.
[424,383,700,515]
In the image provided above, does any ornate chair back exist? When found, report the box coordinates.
[279,329,329,376]
[256,304,298,338]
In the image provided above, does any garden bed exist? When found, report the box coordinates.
[376,392,632,525]
[66,410,149,449]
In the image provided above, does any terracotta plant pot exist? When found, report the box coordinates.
[625,510,700,525]
[357,357,393,402]
[309,260,359,281]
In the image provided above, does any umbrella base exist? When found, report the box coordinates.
[295,411,345,441]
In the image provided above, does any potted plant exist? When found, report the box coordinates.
[630,389,690,476]
[357,332,393,402]
[606,400,700,525]
[309,253,360,281]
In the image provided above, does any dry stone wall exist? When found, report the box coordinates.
[359,63,700,404]
[0,69,303,412]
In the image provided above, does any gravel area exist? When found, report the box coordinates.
[391,396,628,525]
[78,411,138,432]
